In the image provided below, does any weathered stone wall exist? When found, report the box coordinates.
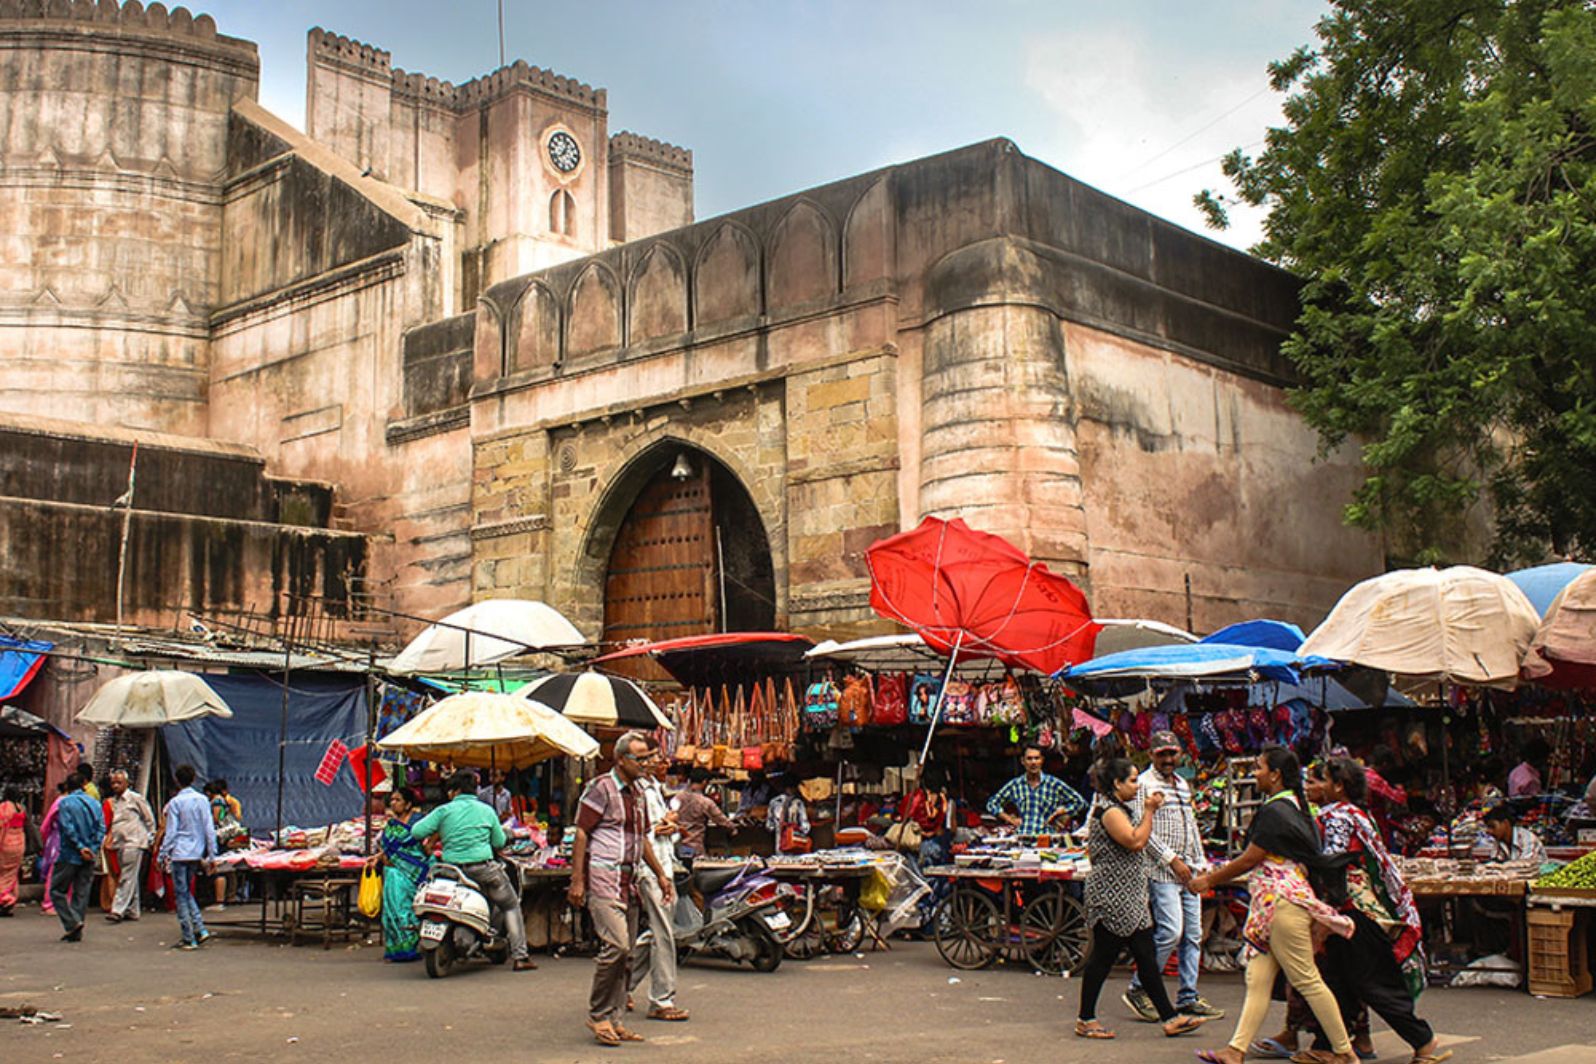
[608,132,693,243]
[0,1,259,435]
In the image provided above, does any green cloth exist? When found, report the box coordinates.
[409,794,506,865]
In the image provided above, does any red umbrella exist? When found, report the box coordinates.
[868,517,1098,760]
[867,517,1100,675]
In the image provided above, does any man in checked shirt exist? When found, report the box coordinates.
[1122,730,1225,1023]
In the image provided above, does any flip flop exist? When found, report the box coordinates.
[1411,1052,1453,1064]
[1075,1020,1116,1039]
[1251,1040,1297,1060]
[1194,1052,1234,1064]
[612,1026,645,1043]
[1164,1016,1207,1038]
[586,1020,621,1048]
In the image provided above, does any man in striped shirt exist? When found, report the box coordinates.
[985,745,1086,834]
[1123,731,1223,1022]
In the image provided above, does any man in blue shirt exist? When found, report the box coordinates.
[985,745,1085,835]
[159,763,218,950]
[51,771,105,941]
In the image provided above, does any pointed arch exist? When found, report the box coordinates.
[692,222,761,326]
[765,199,838,310]
[627,242,688,344]
[565,260,621,357]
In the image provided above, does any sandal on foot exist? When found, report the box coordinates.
[1251,1040,1298,1060]
[1411,1052,1453,1064]
[647,1005,690,1021]
[1164,1015,1207,1037]
[612,1025,645,1043]
[1075,1020,1116,1039]
[1195,1052,1237,1064]
[586,1020,621,1047]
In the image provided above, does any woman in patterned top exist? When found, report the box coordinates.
[1075,758,1207,1040]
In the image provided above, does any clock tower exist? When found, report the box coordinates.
[304,30,693,306]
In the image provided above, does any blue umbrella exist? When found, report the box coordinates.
[1059,642,1323,686]
[1506,562,1592,617]
[1201,620,1307,652]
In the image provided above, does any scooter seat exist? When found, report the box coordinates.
[692,865,745,896]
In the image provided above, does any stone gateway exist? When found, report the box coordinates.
[0,2,1381,649]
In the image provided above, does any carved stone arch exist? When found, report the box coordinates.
[576,434,781,654]
[472,294,507,380]
[765,199,838,310]
[565,260,622,358]
[692,222,761,327]
[510,280,560,373]
[843,178,892,290]
[627,242,688,345]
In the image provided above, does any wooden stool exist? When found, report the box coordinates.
[287,876,358,949]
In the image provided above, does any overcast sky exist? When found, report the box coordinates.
[202,0,1330,252]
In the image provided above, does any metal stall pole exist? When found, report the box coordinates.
[275,637,292,843]
[364,642,377,857]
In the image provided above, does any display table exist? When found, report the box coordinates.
[502,859,588,954]
[1399,860,1537,985]
[201,857,369,943]
[922,864,1087,975]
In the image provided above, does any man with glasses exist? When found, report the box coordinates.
[1122,731,1224,1023]
[569,732,675,1047]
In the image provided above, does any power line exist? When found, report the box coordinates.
[1127,139,1264,194]
[1121,83,1274,182]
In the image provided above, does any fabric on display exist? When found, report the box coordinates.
[162,673,367,832]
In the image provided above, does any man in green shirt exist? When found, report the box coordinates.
[410,770,535,971]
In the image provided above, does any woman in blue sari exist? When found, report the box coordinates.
[368,787,431,962]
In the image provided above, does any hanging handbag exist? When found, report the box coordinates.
[874,672,908,726]
[908,674,939,724]
[884,819,922,853]
[839,674,874,727]
[357,863,383,919]
[741,744,764,770]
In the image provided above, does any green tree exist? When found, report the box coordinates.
[1197,0,1596,565]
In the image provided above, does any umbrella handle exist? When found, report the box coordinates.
[919,632,965,763]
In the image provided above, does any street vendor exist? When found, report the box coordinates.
[986,744,1086,835]
[1481,805,1547,865]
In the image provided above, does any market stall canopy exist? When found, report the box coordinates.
[1060,641,1315,686]
[77,670,233,727]
[805,633,992,674]
[1299,566,1540,687]
[0,704,68,739]
[1506,562,1592,618]
[0,634,51,701]
[517,672,672,730]
[376,691,599,769]
[387,599,583,674]
[1093,618,1197,657]
[1157,673,1414,713]
[1522,567,1596,689]
[590,632,815,688]
[1201,620,1306,652]
[866,517,1099,676]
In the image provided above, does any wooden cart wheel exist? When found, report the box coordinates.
[1020,884,1089,975]
[933,884,1002,970]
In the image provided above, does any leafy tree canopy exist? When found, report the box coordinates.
[1197,0,1596,565]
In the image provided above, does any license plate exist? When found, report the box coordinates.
[420,922,446,942]
[763,911,791,930]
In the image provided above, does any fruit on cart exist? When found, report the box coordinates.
[1534,848,1596,889]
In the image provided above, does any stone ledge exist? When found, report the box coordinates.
[787,454,900,486]
[788,584,873,614]
[210,246,407,331]
[385,404,469,445]
[469,514,549,541]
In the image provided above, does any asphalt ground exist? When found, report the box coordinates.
[2,901,1594,1064]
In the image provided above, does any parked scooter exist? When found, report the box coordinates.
[413,859,524,978]
[652,861,797,972]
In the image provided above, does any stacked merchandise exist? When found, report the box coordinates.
[669,678,801,771]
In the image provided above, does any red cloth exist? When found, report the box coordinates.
[866,517,1099,676]
[314,739,349,786]
[346,745,386,792]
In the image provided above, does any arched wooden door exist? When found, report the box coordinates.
[602,459,718,658]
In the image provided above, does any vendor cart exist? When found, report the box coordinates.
[923,865,1088,975]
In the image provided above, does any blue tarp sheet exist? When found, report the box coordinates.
[1060,642,1320,685]
[1506,562,1591,617]
[1200,620,1307,652]
[0,634,52,701]
[162,673,367,833]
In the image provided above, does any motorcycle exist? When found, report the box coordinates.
[654,861,797,972]
[412,859,524,978]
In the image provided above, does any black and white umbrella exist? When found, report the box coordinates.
[517,672,672,731]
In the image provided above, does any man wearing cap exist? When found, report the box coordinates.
[1123,730,1224,1023]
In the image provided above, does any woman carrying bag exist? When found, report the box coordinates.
[1075,757,1207,1041]
[1190,746,1357,1064]
[365,788,432,962]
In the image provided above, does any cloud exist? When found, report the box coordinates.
[1021,25,1284,251]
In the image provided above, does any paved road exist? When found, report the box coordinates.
[2,903,1594,1064]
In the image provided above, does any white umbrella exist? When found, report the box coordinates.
[387,599,584,674]
[77,671,233,728]
[377,691,599,768]
[1300,566,1541,687]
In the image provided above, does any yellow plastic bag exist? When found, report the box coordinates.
[859,867,892,913]
[357,864,383,918]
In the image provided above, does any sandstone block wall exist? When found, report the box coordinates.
[0,1,259,434]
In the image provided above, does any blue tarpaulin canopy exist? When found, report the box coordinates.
[1506,562,1592,618]
[0,635,52,701]
[1060,642,1315,685]
[162,673,367,833]
[1201,620,1307,653]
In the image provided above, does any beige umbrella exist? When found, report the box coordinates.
[1523,568,1596,682]
[77,671,233,728]
[77,671,234,792]
[376,691,599,769]
[1300,566,1540,687]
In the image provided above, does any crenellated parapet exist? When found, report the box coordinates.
[0,0,256,66]
[306,25,389,78]
[609,132,692,174]
[452,58,605,112]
